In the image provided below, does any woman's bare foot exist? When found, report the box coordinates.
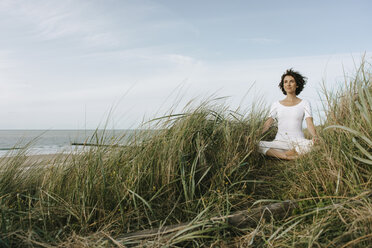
[286,154,299,160]
[285,149,298,157]
[266,148,298,160]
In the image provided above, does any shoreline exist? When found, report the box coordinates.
[0,153,73,168]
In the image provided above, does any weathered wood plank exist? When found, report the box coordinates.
[117,200,298,242]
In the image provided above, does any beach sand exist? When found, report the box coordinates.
[0,153,73,169]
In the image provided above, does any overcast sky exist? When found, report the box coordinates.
[0,0,371,129]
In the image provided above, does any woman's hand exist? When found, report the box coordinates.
[306,117,319,144]
[312,135,319,144]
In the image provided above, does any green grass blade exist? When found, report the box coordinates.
[353,155,372,165]
[352,137,372,160]
[325,125,372,147]
[127,189,153,215]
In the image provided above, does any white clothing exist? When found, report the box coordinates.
[258,99,314,155]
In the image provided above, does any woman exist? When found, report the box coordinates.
[258,69,318,160]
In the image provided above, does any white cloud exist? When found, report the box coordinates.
[166,54,198,66]
[0,0,118,47]
[0,0,196,50]
[238,37,280,44]
[0,50,15,69]
[1,52,370,129]
[0,1,370,129]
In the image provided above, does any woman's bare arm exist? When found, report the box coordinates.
[261,117,274,134]
[305,117,318,143]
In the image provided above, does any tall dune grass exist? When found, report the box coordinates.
[0,60,371,247]
[235,59,372,248]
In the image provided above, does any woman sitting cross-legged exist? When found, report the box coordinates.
[258,69,319,160]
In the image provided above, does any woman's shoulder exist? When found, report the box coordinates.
[300,98,311,105]
[270,101,280,108]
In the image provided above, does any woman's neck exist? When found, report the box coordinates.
[284,94,298,102]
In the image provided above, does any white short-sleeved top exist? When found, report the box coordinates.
[268,99,312,140]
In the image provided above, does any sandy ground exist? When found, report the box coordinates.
[0,153,73,169]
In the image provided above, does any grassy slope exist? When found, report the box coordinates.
[0,62,371,247]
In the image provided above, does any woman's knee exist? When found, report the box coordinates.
[257,142,270,155]
[294,140,313,155]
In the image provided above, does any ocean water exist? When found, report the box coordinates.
[0,130,136,157]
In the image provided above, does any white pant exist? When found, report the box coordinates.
[258,138,313,155]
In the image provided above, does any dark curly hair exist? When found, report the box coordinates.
[278,69,307,95]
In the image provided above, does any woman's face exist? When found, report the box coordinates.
[283,75,297,94]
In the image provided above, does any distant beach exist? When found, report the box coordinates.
[0,129,134,157]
